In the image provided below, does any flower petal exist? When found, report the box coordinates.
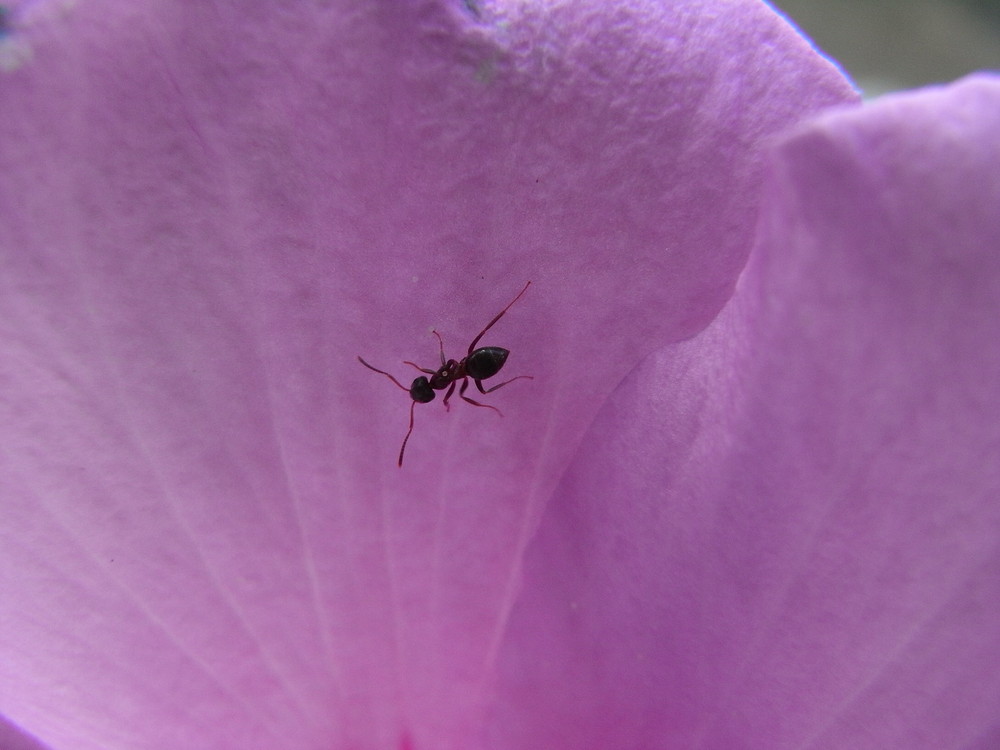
[0,715,51,750]
[1,1,852,747]
[490,74,1000,749]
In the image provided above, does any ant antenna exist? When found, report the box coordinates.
[357,356,409,391]
[467,281,531,353]
[398,400,416,467]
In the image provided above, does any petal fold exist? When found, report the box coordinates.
[490,74,1000,750]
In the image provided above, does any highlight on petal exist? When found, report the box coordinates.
[0,0,80,71]
[489,74,1000,749]
[1,1,853,748]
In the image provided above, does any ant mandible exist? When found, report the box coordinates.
[358,281,533,467]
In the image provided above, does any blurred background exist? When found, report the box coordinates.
[768,0,1000,95]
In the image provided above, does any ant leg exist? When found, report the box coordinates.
[358,356,409,392]
[459,378,502,416]
[403,361,437,375]
[397,399,417,467]
[467,281,531,355]
[476,374,534,395]
[432,329,446,366]
[442,380,456,412]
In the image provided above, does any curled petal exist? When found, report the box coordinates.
[491,75,1000,750]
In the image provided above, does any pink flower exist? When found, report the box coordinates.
[1,1,996,749]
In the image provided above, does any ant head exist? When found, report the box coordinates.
[409,376,435,403]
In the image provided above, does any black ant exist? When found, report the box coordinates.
[358,281,533,467]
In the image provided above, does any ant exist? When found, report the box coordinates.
[358,281,533,467]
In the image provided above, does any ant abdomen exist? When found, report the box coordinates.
[465,347,509,380]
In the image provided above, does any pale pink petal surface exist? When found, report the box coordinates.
[490,75,1000,749]
[0,0,856,748]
